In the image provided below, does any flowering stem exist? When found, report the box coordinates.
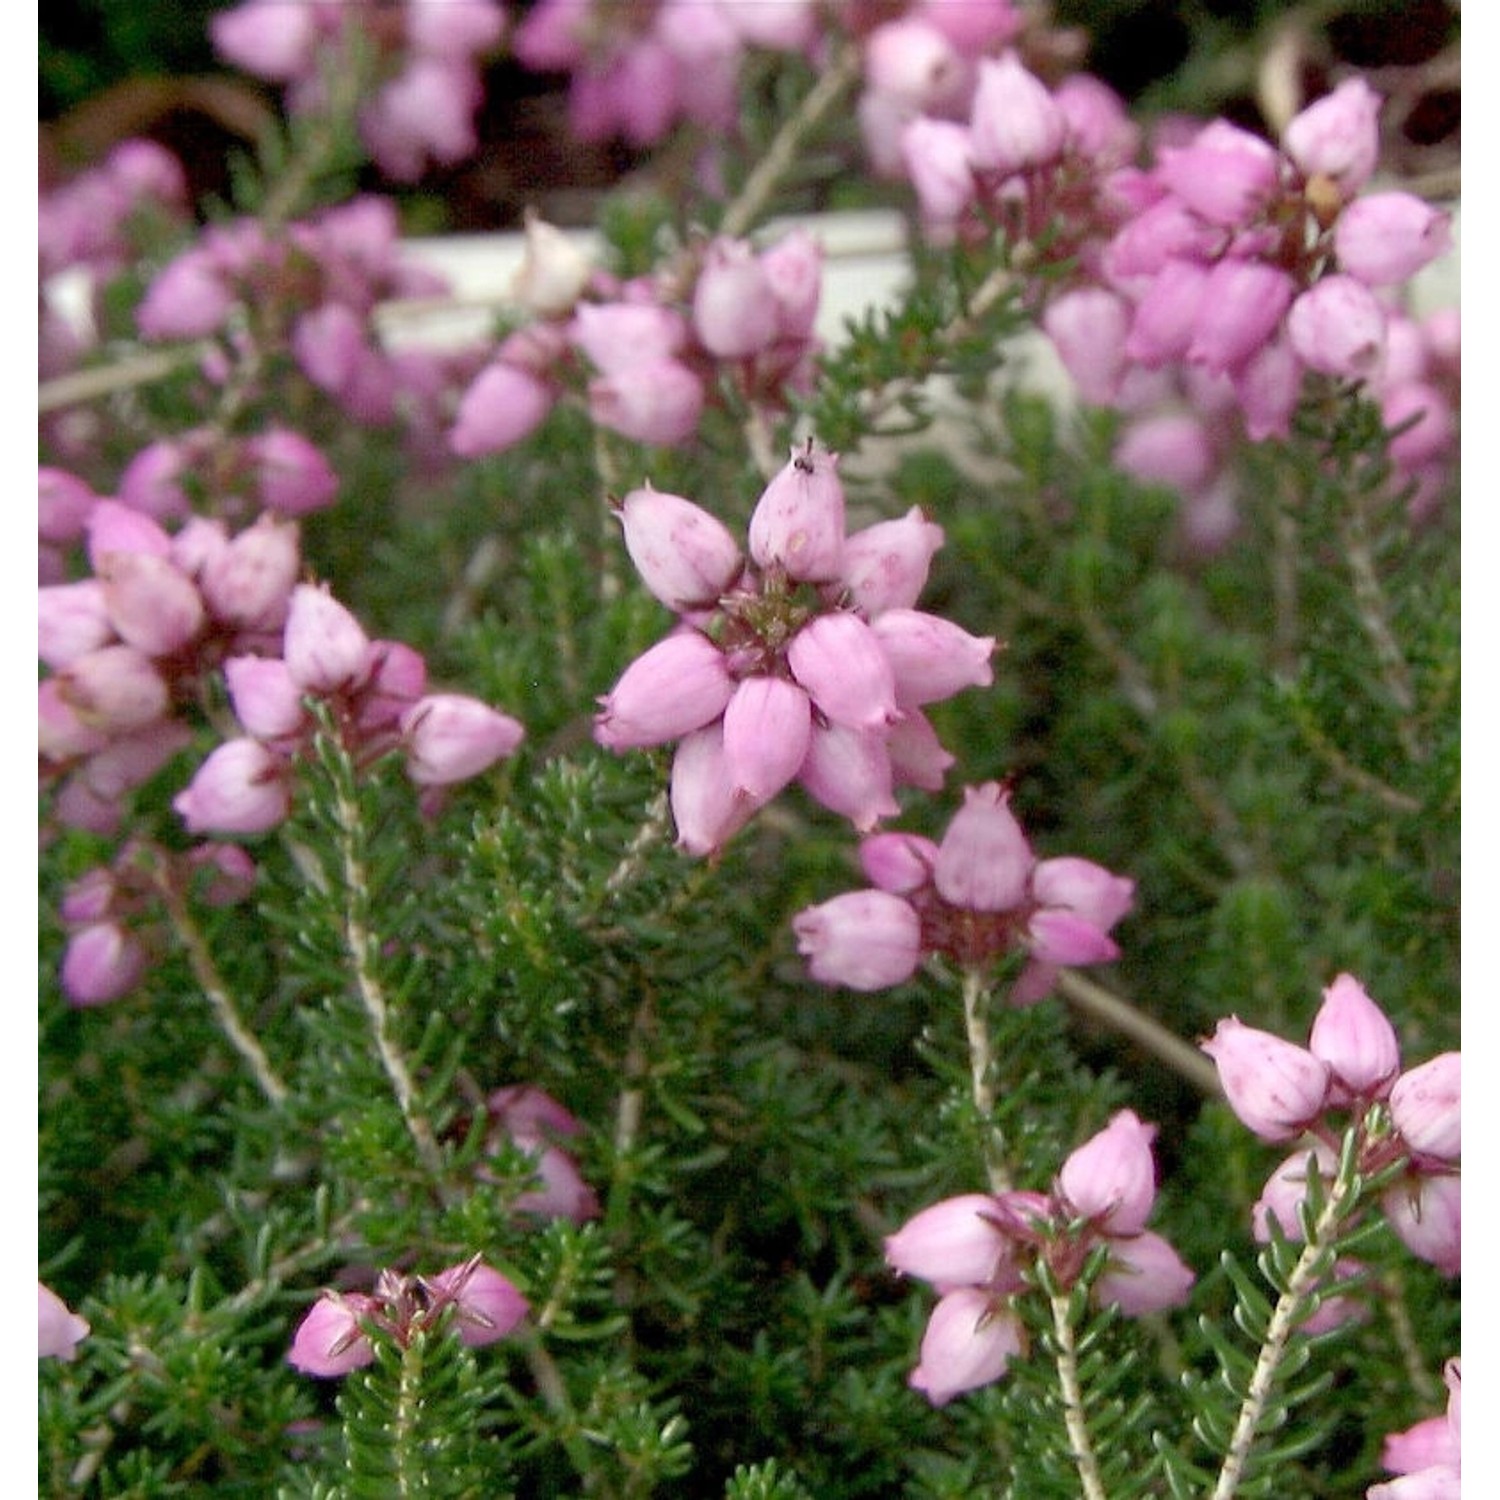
[1209,1170,1353,1500]
[330,783,447,1187]
[1048,1292,1108,1500]
[961,967,1011,1193]
[148,859,289,1108]
[391,1337,425,1499]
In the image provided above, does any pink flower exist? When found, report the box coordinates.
[884,1194,1013,1289]
[1058,1110,1158,1236]
[1201,1017,1331,1142]
[1308,973,1401,1100]
[908,1287,1026,1407]
[1369,1357,1460,1500]
[747,443,846,583]
[61,922,148,1007]
[38,1283,90,1361]
[1282,79,1383,198]
[612,486,743,614]
[449,361,556,457]
[1380,1172,1460,1276]
[283,584,372,695]
[425,1261,529,1348]
[792,890,923,992]
[933,783,1032,913]
[173,739,292,835]
[401,694,525,786]
[1389,1053,1460,1162]
[287,1292,378,1378]
[969,53,1065,176]
[1091,1230,1195,1317]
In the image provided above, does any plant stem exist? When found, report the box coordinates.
[961,967,1011,1193]
[331,784,447,1186]
[1209,1172,1352,1499]
[1049,1292,1108,1500]
[1055,971,1222,1097]
[393,1338,424,1499]
[719,44,862,240]
[149,861,289,1107]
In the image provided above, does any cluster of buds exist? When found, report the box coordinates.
[795,782,1132,999]
[287,1256,528,1378]
[135,195,470,441]
[512,0,821,149]
[176,580,525,835]
[593,441,995,854]
[885,1110,1193,1406]
[38,1282,91,1363]
[451,221,823,456]
[1203,974,1460,1277]
[1368,1357,1460,1500]
[58,841,256,1008]
[211,0,506,183]
[477,1085,602,1223]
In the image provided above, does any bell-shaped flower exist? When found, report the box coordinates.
[86,498,173,568]
[1157,120,1279,226]
[1058,1110,1158,1236]
[669,723,756,857]
[722,677,812,803]
[969,52,1065,177]
[450,361,555,457]
[247,427,340,515]
[38,1283,90,1361]
[1043,286,1132,406]
[402,694,525,786]
[287,1291,378,1378]
[595,629,735,750]
[99,552,205,657]
[909,1287,1025,1407]
[933,782,1032,913]
[425,1261,529,1348]
[61,921,148,1007]
[1308,973,1401,1100]
[748,444,846,583]
[885,1194,1013,1289]
[840,508,945,616]
[60,645,169,733]
[200,514,301,630]
[1287,275,1387,380]
[1124,258,1211,368]
[1201,1017,1331,1142]
[787,612,900,731]
[793,889,922,992]
[859,831,938,894]
[693,238,775,358]
[1184,260,1295,376]
[1281,78,1383,199]
[797,722,900,831]
[511,211,592,318]
[1092,1230,1195,1317]
[1381,1172,1460,1276]
[868,609,995,707]
[588,358,704,446]
[38,582,114,671]
[900,117,976,239]
[1335,193,1452,287]
[1390,1053,1460,1162]
[614,485,743,613]
[284,583,372,695]
[1252,1142,1339,1243]
[225,656,307,741]
[173,738,292,835]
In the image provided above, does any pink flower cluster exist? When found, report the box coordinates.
[211,0,506,182]
[795,782,1132,998]
[479,1085,602,1223]
[40,138,189,379]
[512,0,821,148]
[886,1110,1193,1406]
[40,494,524,847]
[58,841,256,1008]
[593,441,995,854]
[1203,974,1460,1277]
[450,221,823,455]
[39,1282,91,1362]
[287,1255,528,1378]
[1368,1357,1460,1500]
[134,195,469,441]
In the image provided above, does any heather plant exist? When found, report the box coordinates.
[38,3,1458,1497]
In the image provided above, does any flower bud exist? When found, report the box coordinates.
[1058,1110,1158,1234]
[787,612,900,732]
[1092,1230,1195,1317]
[287,1292,378,1378]
[721,677,812,803]
[86,498,173,568]
[934,783,1032,913]
[1390,1052,1460,1162]
[425,1261,529,1348]
[284,584,372,695]
[1252,1143,1338,1243]
[909,1288,1024,1407]
[588,358,704,446]
[247,427,340,515]
[39,468,98,545]
[1308,973,1401,1099]
[225,656,307,740]
[173,738,291,835]
[669,722,756,857]
[885,1194,1011,1287]
[401,693,525,785]
[748,444,846,582]
[840,508,945,617]
[61,921,148,1006]
[864,18,966,111]
[38,1283,90,1361]
[99,552,205,657]
[595,630,734,750]
[793,888,922,992]
[60,645,169,732]
[200,514,301,630]
[118,439,192,520]
[136,251,233,340]
[760,228,822,342]
[39,582,114,671]
[614,485,743,612]
[1201,1017,1331,1142]
[868,609,995,707]
[899,118,975,240]
[1287,275,1387,380]
[1282,79,1383,198]
[1157,121,1279,226]
[450,361,555,457]
[797,722,900,832]
[693,238,775,359]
